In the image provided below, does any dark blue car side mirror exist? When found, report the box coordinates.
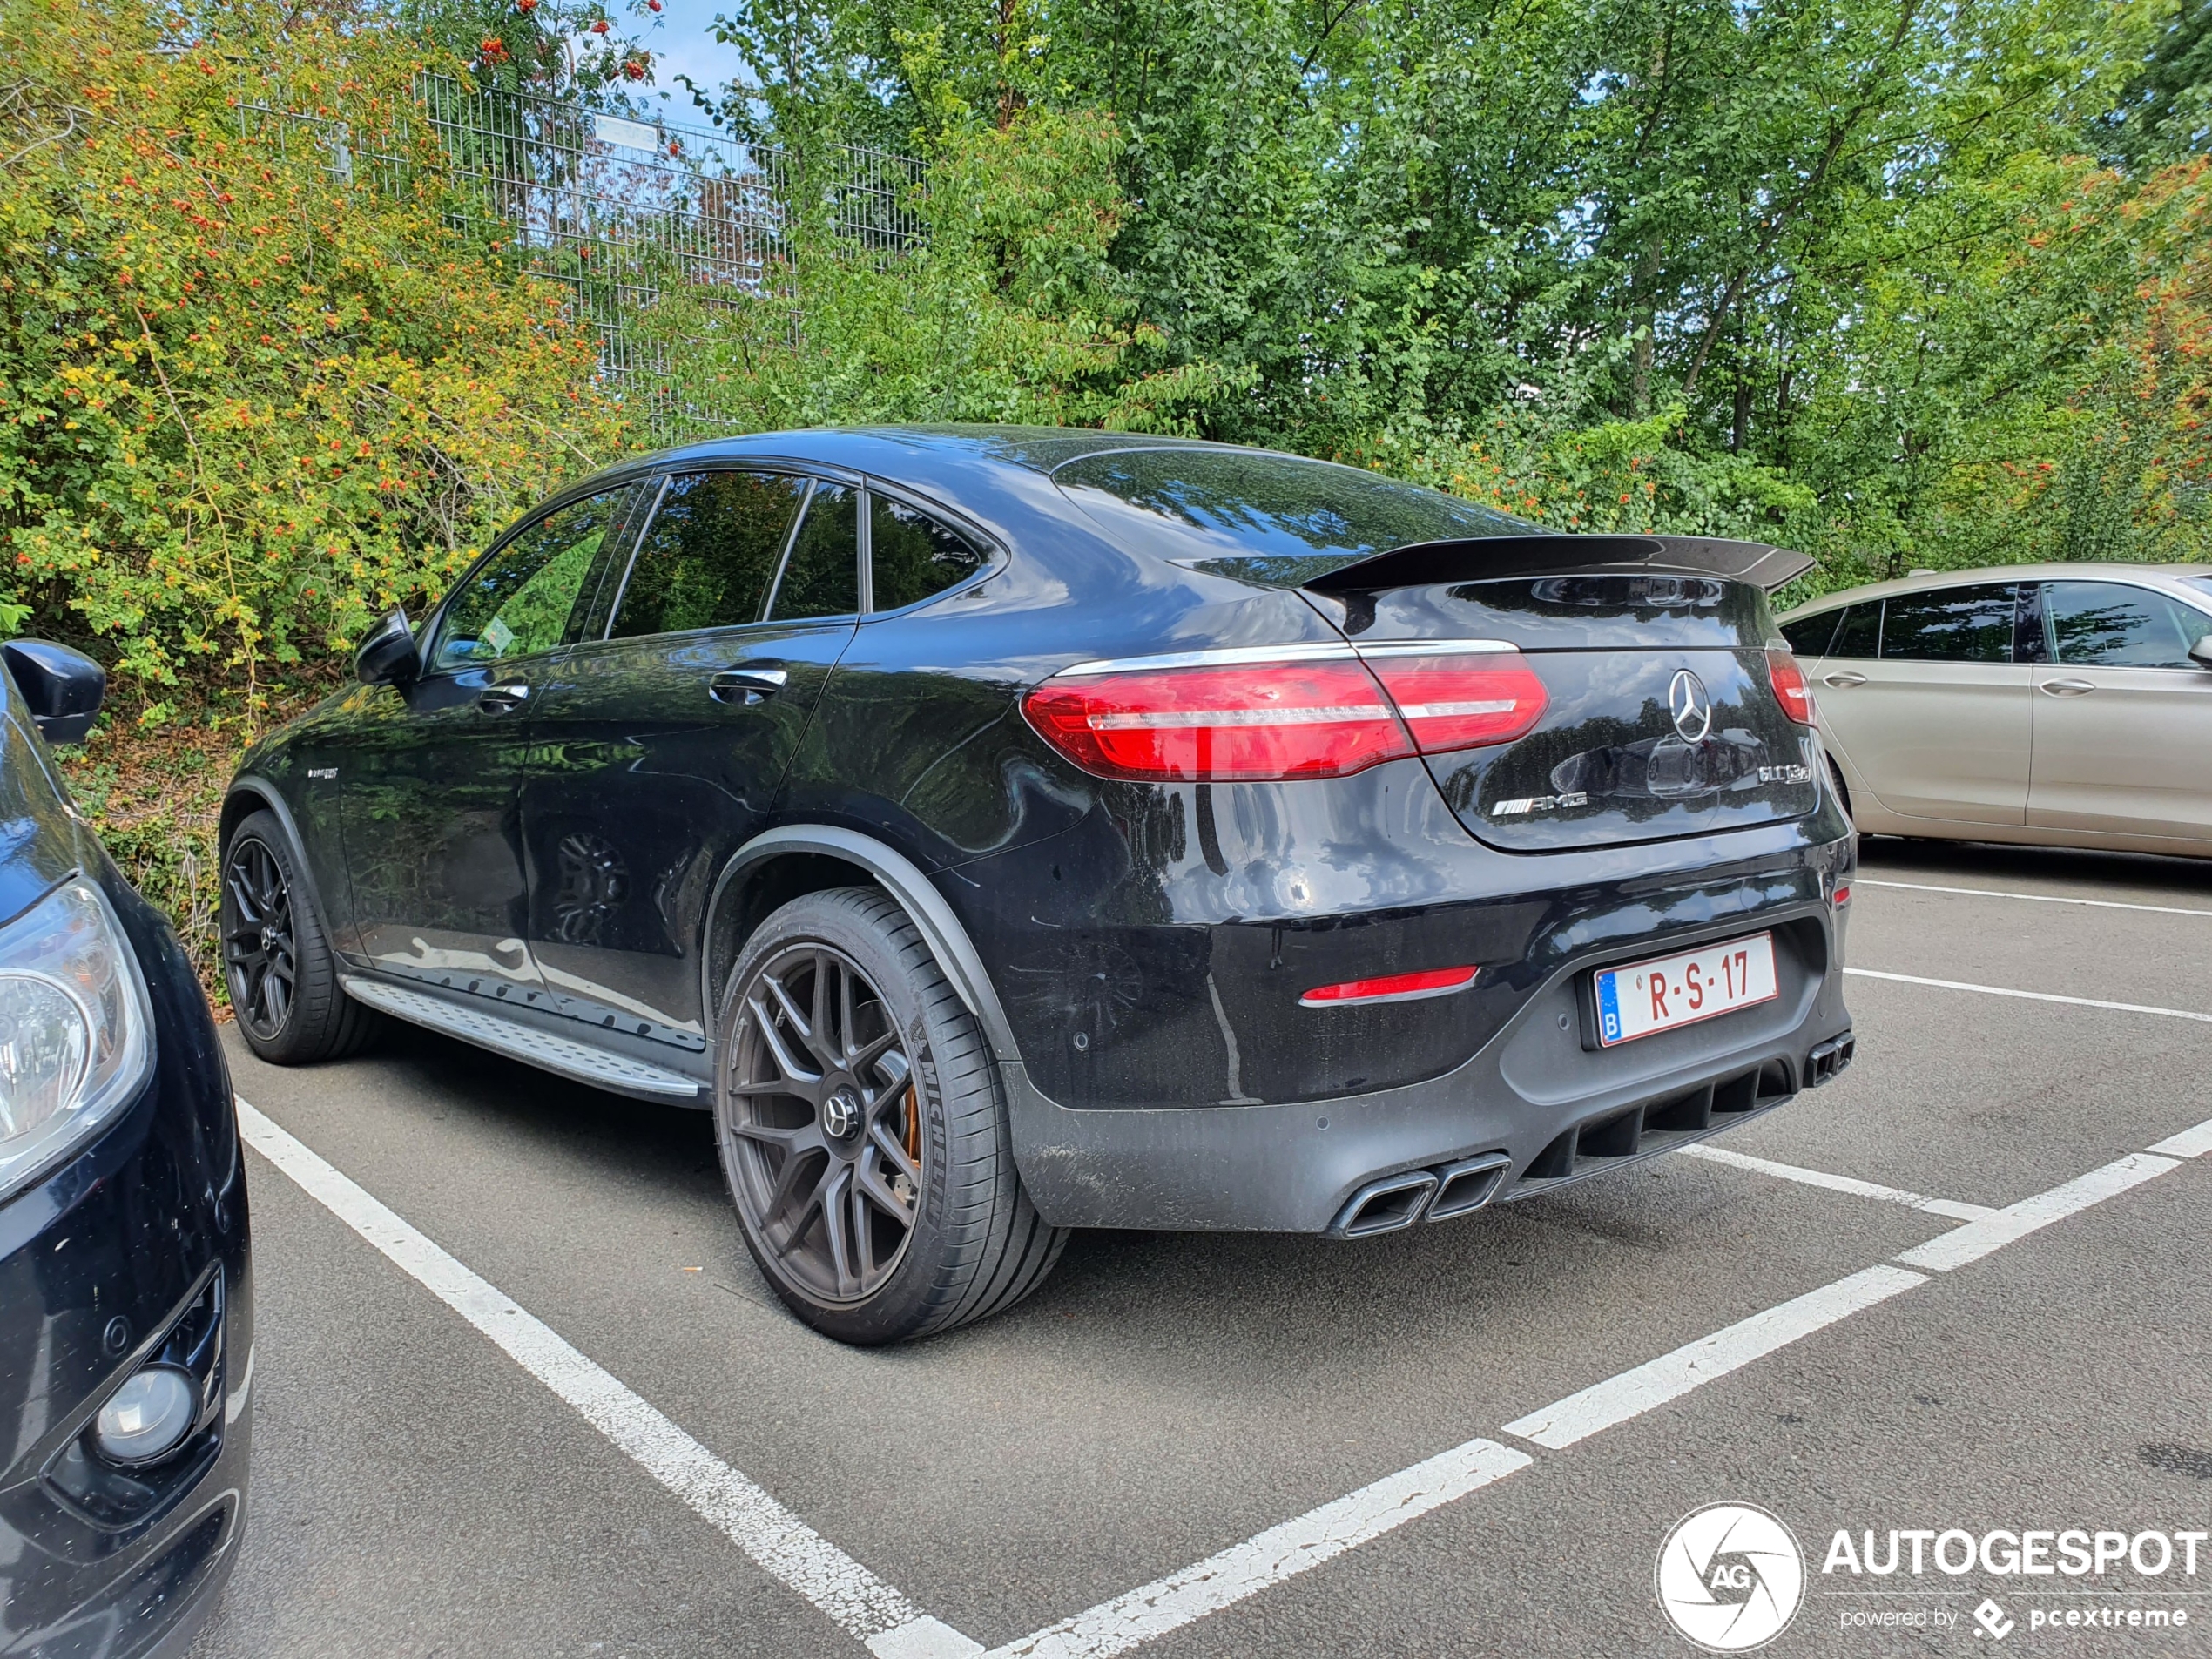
[1,639,105,746]
[354,607,421,688]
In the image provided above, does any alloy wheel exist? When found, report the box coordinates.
[725,944,923,1305]
[223,838,297,1042]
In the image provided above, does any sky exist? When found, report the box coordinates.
[636,0,752,115]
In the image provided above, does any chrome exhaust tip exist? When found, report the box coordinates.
[1330,1170,1440,1238]
[1426,1151,1513,1221]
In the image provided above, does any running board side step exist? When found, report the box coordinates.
[340,976,704,1100]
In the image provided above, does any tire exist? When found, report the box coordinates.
[1826,757,1853,820]
[714,886,1065,1345]
[220,811,380,1064]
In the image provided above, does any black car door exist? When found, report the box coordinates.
[335,484,642,1008]
[516,467,860,1049]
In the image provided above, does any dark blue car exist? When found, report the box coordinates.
[0,641,250,1657]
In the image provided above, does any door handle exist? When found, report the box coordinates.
[478,681,530,714]
[710,667,789,705]
[2039,678,2096,697]
[1822,671,1867,689]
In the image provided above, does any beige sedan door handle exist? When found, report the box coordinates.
[1822,671,1867,689]
[2039,678,2097,697]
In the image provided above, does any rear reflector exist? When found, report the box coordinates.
[1299,965,1480,1007]
[1363,651,1549,752]
[1768,649,1813,725]
[1832,884,1851,907]
[1022,659,1413,781]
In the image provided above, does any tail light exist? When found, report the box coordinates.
[1362,649,1550,752]
[1767,649,1813,725]
[1022,658,1414,781]
[1025,643,1553,783]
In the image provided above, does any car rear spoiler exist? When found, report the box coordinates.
[1302,534,1815,595]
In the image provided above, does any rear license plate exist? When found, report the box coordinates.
[1593,932,1777,1048]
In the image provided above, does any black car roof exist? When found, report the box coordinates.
[583,423,1267,489]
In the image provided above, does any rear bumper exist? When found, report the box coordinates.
[1006,898,1853,1233]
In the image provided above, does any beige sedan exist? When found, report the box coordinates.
[1779,564,2212,857]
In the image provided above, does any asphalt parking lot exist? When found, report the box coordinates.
[187,836,2212,1658]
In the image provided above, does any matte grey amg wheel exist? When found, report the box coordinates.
[716,887,1064,1344]
[220,811,378,1063]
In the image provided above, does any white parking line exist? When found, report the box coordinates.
[1500,1265,1928,1449]
[1009,1116,2212,1649]
[235,1085,2212,1659]
[1844,967,2212,1025]
[1894,1152,2179,1273]
[1676,1143,1995,1221]
[985,1440,1533,1659]
[2150,1120,2212,1158]
[1856,879,2212,920]
[234,1099,983,1659]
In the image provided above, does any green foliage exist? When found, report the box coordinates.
[0,0,632,722]
[635,106,1245,434]
[705,0,2212,590]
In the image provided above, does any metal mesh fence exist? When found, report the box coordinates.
[238,73,923,441]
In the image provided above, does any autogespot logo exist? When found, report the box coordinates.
[1657,1503,1806,1652]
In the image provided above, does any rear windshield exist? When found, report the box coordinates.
[1053,448,1537,586]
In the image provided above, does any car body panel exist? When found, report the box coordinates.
[0,673,251,1659]
[337,671,547,1005]
[521,617,858,1047]
[2027,663,2212,841]
[1818,659,2032,825]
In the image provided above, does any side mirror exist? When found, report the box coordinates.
[1,640,106,745]
[2192,635,2212,671]
[354,607,421,688]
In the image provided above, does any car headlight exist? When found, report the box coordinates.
[0,878,154,1204]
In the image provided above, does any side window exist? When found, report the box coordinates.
[1779,610,1841,658]
[610,470,810,641]
[870,494,985,610]
[769,482,860,621]
[432,489,633,672]
[1879,584,2015,663]
[2046,582,2209,669]
[1830,603,1881,658]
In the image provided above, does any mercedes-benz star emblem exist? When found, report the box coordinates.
[1669,669,1713,743]
[821,1090,859,1139]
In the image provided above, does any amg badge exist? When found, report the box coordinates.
[1491,792,1590,818]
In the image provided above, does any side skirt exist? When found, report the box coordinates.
[338,975,704,1103]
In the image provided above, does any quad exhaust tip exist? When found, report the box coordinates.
[1805,1031,1857,1087]
[1331,1150,1513,1238]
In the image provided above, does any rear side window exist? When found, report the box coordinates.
[870,495,985,610]
[611,470,809,640]
[1779,611,1841,658]
[1879,584,2015,662]
[1830,604,1880,658]
[770,482,860,621]
[2046,581,2211,668]
[434,487,634,671]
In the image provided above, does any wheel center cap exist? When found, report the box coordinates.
[821,1089,860,1141]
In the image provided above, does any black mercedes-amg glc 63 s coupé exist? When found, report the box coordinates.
[222,427,1855,1343]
